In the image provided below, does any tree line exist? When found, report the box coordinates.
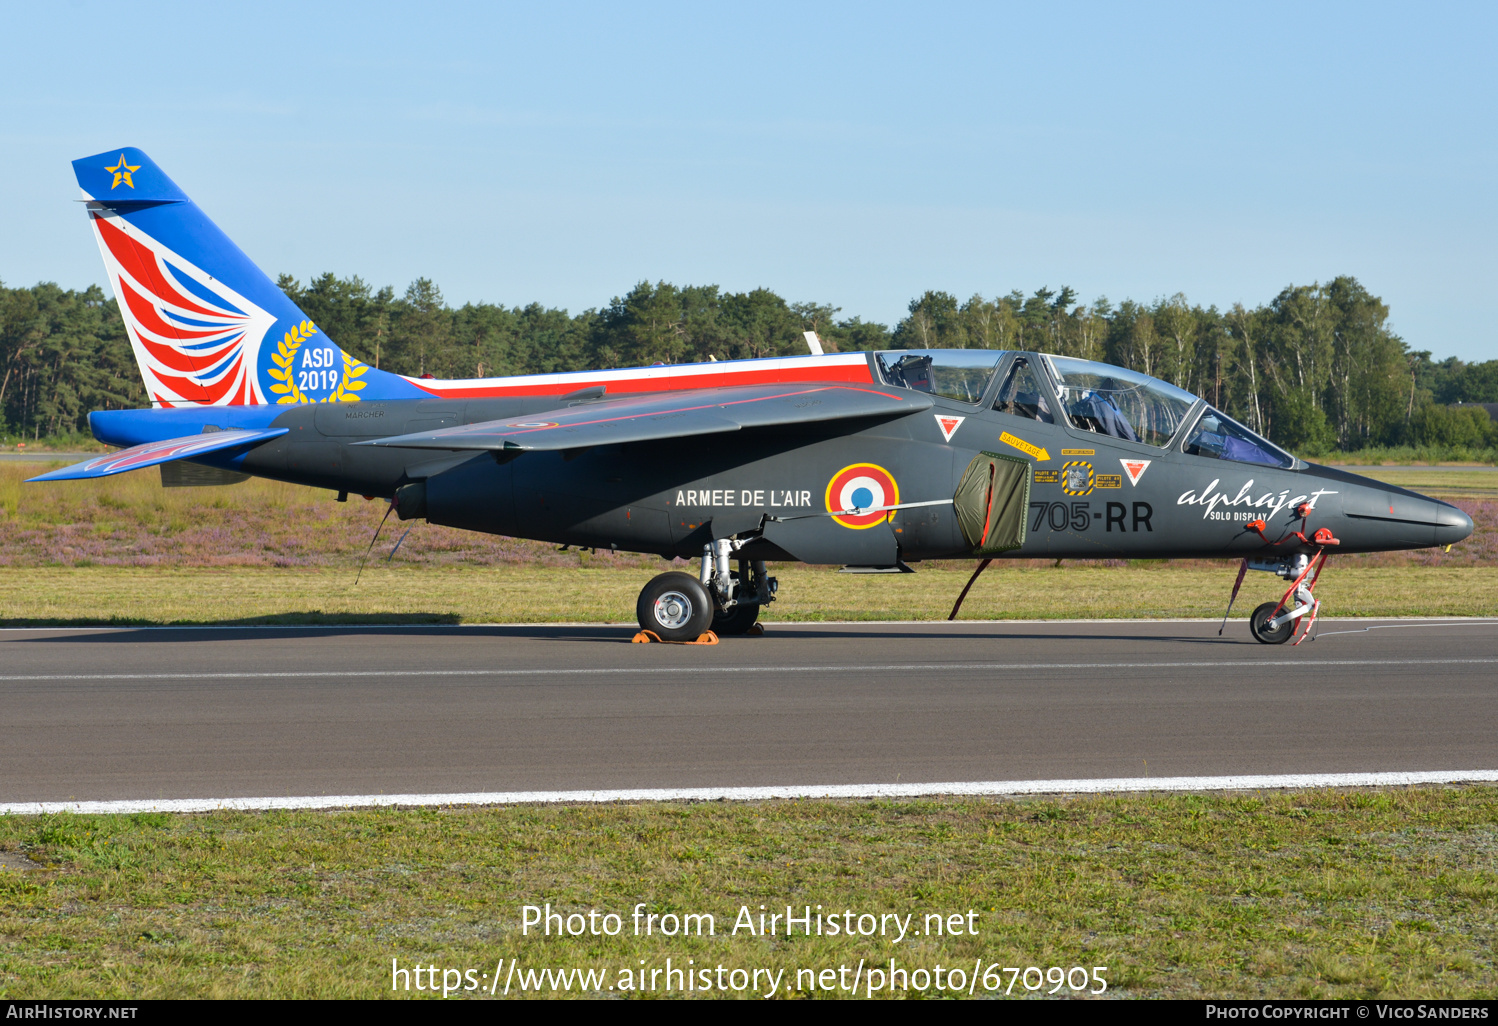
[2,272,1494,454]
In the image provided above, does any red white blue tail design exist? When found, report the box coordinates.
[87,208,279,405]
[73,148,423,406]
[73,148,875,413]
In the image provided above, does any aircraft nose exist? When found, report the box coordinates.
[1434,501,1474,547]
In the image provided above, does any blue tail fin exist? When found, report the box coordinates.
[73,147,422,407]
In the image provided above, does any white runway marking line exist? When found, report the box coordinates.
[1313,621,1498,638]
[3,617,1497,632]
[6,770,1498,816]
[1,657,1496,683]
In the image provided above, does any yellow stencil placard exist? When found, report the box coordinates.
[1061,460,1094,496]
[1061,448,1095,456]
[1095,474,1122,489]
[1000,431,1050,462]
[1033,469,1059,484]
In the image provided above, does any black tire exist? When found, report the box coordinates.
[636,572,714,641]
[712,602,761,636]
[1249,601,1295,644]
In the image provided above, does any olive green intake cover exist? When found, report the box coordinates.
[954,451,1030,555]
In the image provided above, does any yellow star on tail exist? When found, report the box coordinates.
[105,153,141,189]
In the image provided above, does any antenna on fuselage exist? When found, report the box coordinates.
[802,331,824,356]
[354,499,398,586]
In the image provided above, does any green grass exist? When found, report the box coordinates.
[0,462,669,569]
[2,788,1494,999]
[2,460,1493,1001]
[0,564,1493,625]
[0,431,108,454]
[1322,445,1497,466]
[1343,467,1498,500]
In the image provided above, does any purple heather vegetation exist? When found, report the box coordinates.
[1343,498,1496,568]
[0,472,666,569]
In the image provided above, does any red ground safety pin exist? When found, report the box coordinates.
[1236,515,1340,644]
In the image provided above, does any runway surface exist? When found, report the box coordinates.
[0,453,95,462]
[2,619,1496,804]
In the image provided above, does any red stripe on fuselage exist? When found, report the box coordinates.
[473,385,904,439]
[403,359,874,399]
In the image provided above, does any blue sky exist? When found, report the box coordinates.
[2,1,1494,361]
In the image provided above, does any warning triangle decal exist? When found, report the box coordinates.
[1120,458,1152,486]
[934,415,965,443]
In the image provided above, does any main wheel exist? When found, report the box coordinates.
[636,572,714,641]
[1249,601,1295,644]
[712,602,761,636]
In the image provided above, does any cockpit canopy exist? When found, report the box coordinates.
[1181,407,1294,468]
[1044,355,1195,448]
[873,348,1295,468]
[874,349,1003,405]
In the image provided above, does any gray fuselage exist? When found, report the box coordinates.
[218,351,1471,566]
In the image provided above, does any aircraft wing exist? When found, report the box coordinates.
[26,428,289,481]
[359,382,933,452]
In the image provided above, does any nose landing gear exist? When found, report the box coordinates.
[1230,511,1340,645]
[1248,545,1334,645]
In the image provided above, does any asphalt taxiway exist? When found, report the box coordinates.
[0,453,96,462]
[2,619,1495,804]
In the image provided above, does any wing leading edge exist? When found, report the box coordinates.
[358,383,933,452]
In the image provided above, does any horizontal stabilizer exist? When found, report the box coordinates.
[27,428,287,482]
[359,382,932,452]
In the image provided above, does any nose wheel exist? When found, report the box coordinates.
[1248,601,1296,644]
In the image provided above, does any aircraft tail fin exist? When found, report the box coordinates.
[72,147,422,407]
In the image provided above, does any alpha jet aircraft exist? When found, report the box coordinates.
[35,148,1474,644]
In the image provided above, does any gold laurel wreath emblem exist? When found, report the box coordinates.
[266,321,370,404]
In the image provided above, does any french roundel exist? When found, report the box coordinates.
[825,463,899,529]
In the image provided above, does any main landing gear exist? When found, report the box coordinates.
[635,573,714,642]
[635,539,778,641]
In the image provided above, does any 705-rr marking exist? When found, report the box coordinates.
[1030,501,1153,532]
